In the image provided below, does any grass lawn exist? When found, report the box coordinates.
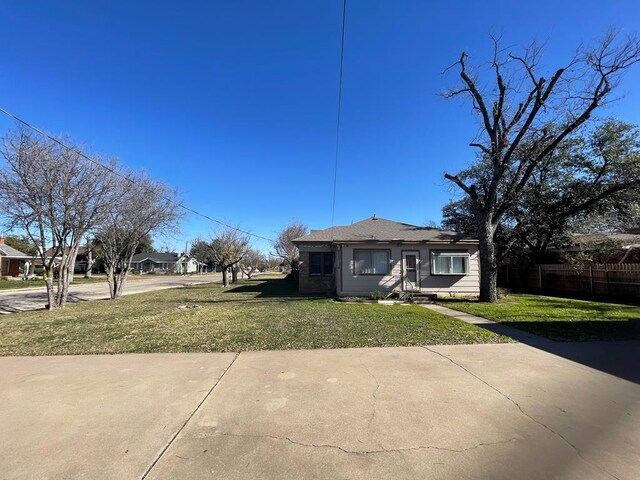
[0,279,47,290]
[0,275,511,356]
[438,294,640,341]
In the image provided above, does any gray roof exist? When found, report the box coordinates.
[131,252,185,263]
[293,217,477,244]
[0,244,32,258]
[572,232,640,247]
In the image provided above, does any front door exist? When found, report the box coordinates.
[402,251,420,292]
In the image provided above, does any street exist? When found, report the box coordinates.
[0,274,220,314]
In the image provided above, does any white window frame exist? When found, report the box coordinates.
[430,251,470,276]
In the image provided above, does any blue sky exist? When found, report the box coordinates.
[1,1,639,253]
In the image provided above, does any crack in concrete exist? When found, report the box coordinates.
[214,431,519,456]
[358,355,380,432]
[421,346,621,480]
[140,352,240,480]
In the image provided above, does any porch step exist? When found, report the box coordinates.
[397,292,436,304]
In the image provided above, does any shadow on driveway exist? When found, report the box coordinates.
[464,316,640,385]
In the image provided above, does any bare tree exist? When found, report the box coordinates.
[240,248,264,279]
[442,30,640,302]
[0,128,112,309]
[442,119,640,265]
[94,170,180,299]
[266,255,282,271]
[273,221,307,271]
[209,228,251,287]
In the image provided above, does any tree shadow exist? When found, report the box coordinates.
[225,277,329,299]
[501,320,640,342]
[468,319,640,384]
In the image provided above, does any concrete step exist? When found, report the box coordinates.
[398,292,436,304]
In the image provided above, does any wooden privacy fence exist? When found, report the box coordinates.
[500,264,640,300]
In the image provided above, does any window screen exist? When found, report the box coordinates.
[431,251,469,275]
[309,252,334,276]
[354,250,390,275]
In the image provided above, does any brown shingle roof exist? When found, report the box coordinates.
[293,217,477,244]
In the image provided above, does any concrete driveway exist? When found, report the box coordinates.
[1,343,638,479]
[0,274,220,314]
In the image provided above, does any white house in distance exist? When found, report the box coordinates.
[293,216,480,297]
[130,252,199,274]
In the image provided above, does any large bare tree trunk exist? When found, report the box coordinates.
[112,272,128,298]
[106,257,132,299]
[44,269,56,310]
[85,249,93,278]
[55,246,80,308]
[106,265,115,298]
[231,265,238,283]
[221,268,229,287]
[477,221,498,302]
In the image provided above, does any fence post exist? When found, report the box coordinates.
[538,265,543,292]
[589,266,594,296]
[605,266,610,295]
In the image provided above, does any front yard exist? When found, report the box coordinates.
[0,275,511,356]
[438,294,640,341]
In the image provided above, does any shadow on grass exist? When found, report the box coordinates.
[225,277,329,299]
[440,299,640,384]
[499,320,640,342]
[518,296,640,314]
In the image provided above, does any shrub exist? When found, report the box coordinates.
[497,287,511,298]
[369,290,386,300]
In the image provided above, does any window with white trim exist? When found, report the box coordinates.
[354,249,390,275]
[431,251,469,275]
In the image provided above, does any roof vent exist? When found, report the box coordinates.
[372,214,377,220]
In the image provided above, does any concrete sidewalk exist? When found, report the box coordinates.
[1,344,638,479]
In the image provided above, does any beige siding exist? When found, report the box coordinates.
[420,245,480,294]
[336,242,479,296]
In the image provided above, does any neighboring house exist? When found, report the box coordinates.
[42,246,93,273]
[131,252,199,274]
[0,237,32,278]
[292,216,480,296]
[548,231,640,264]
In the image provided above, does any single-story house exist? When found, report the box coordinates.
[131,252,199,274]
[292,216,480,297]
[42,246,93,274]
[0,237,32,278]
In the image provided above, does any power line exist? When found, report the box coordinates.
[0,105,274,243]
[331,0,347,226]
